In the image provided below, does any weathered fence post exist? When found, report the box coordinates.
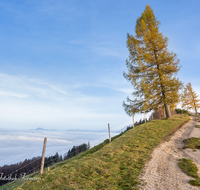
[108,123,111,143]
[40,137,47,174]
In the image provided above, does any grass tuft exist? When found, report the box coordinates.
[189,179,200,186]
[178,158,199,179]
[183,137,200,149]
[178,158,200,187]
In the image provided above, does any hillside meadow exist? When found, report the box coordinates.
[3,114,189,190]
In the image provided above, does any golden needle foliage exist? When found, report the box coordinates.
[182,82,200,114]
[123,5,182,118]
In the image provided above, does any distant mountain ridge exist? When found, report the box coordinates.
[30,127,57,131]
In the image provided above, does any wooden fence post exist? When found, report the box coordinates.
[40,137,47,174]
[108,123,111,143]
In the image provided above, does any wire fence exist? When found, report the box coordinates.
[3,146,94,190]
[0,118,132,189]
[2,118,131,166]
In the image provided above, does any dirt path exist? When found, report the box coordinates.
[140,117,200,190]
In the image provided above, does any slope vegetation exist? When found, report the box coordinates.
[11,115,189,190]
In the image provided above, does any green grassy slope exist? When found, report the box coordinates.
[9,115,189,190]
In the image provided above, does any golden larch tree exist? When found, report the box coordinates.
[182,82,200,114]
[123,5,182,118]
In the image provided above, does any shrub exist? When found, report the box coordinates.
[175,108,189,115]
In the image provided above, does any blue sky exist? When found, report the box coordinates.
[0,0,199,130]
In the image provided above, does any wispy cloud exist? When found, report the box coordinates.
[117,88,133,94]
[0,134,70,143]
[0,73,67,99]
[28,78,67,95]
[0,73,132,130]
[68,38,126,58]
[0,91,28,98]
[90,46,122,57]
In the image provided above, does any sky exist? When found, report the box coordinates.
[0,0,200,130]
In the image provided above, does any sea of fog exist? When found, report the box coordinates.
[0,129,120,167]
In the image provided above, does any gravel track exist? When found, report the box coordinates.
[140,117,200,190]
